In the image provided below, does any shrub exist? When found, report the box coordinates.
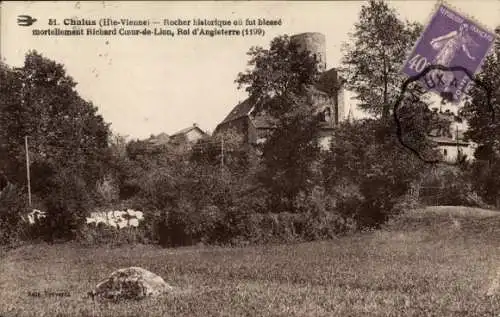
[77,223,151,246]
[214,186,357,246]
[157,199,224,247]
[38,169,94,242]
[416,165,486,207]
[221,211,302,246]
[391,190,421,215]
[294,187,357,239]
[468,159,500,207]
[323,120,428,228]
[206,188,267,245]
[0,184,29,246]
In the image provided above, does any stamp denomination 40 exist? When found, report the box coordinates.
[402,3,496,103]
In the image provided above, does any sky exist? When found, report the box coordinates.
[1,1,499,140]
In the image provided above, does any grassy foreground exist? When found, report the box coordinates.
[1,206,500,317]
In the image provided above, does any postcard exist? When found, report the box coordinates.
[1,1,499,316]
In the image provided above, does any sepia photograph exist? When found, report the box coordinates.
[0,0,499,316]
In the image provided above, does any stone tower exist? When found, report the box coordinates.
[290,32,345,128]
[290,32,327,72]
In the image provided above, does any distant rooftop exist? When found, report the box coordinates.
[170,123,207,138]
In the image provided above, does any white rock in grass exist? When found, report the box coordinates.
[90,267,173,300]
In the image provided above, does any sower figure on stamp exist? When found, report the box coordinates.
[429,23,478,92]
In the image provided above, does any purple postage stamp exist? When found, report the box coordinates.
[402,3,496,103]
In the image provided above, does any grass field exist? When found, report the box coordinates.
[1,206,500,316]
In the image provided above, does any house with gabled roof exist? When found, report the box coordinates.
[427,108,476,163]
[143,124,209,150]
[146,132,170,146]
[214,32,347,151]
[169,123,209,146]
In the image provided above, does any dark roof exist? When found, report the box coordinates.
[220,99,254,125]
[219,67,341,129]
[430,136,470,146]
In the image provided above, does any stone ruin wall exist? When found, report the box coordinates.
[290,32,327,72]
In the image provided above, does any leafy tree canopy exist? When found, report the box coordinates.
[235,35,322,119]
[0,51,111,194]
[235,35,325,212]
[341,0,424,120]
[462,26,500,159]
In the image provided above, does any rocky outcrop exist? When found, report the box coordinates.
[89,267,173,300]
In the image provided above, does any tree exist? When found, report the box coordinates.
[235,35,324,212]
[323,119,426,227]
[328,0,442,225]
[341,0,442,166]
[0,51,111,240]
[258,101,322,212]
[236,35,321,118]
[0,61,23,179]
[462,26,500,158]
[461,26,500,205]
[0,51,110,191]
[341,0,424,121]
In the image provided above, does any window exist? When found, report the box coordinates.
[323,107,332,122]
[443,149,448,157]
